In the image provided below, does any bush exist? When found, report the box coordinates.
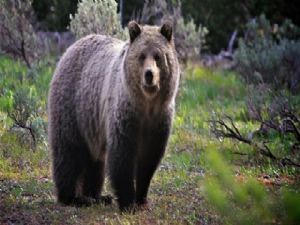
[211,15,300,169]
[69,0,127,40]
[136,0,208,62]
[234,15,300,93]
[0,57,53,148]
[175,17,207,62]
[209,85,300,168]
[0,0,41,68]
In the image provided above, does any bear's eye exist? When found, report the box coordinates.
[154,53,161,62]
[139,53,146,61]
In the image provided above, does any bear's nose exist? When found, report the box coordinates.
[145,70,153,85]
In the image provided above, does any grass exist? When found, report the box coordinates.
[0,58,299,224]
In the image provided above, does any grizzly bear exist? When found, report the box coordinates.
[48,21,180,212]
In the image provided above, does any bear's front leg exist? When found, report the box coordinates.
[107,112,139,212]
[136,113,172,207]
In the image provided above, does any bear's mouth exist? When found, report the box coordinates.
[142,84,159,96]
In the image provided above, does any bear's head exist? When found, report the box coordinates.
[124,21,180,102]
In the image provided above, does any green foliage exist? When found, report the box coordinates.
[0,56,53,147]
[234,15,300,93]
[180,66,245,107]
[0,132,49,179]
[203,148,300,225]
[69,0,127,40]
[221,15,300,169]
[282,191,300,224]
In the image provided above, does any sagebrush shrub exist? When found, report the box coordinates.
[175,17,207,61]
[0,0,41,68]
[69,0,127,40]
[234,15,300,93]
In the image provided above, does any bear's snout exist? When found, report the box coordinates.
[142,67,160,97]
[144,70,154,85]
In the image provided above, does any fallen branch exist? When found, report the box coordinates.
[209,115,300,168]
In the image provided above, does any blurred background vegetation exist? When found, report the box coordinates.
[31,0,300,53]
[0,0,300,224]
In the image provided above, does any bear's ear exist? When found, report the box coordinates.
[160,21,173,42]
[128,21,142,43]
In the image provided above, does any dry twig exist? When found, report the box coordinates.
[209,114,300,168]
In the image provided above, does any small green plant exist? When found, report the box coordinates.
[69,0,127,40]
[203,148,300,225]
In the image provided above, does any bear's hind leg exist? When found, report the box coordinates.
[53,140,93,207]
[54,154,84,206]
[83,158,112,205]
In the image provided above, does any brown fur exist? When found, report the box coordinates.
[48,21,180,211]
